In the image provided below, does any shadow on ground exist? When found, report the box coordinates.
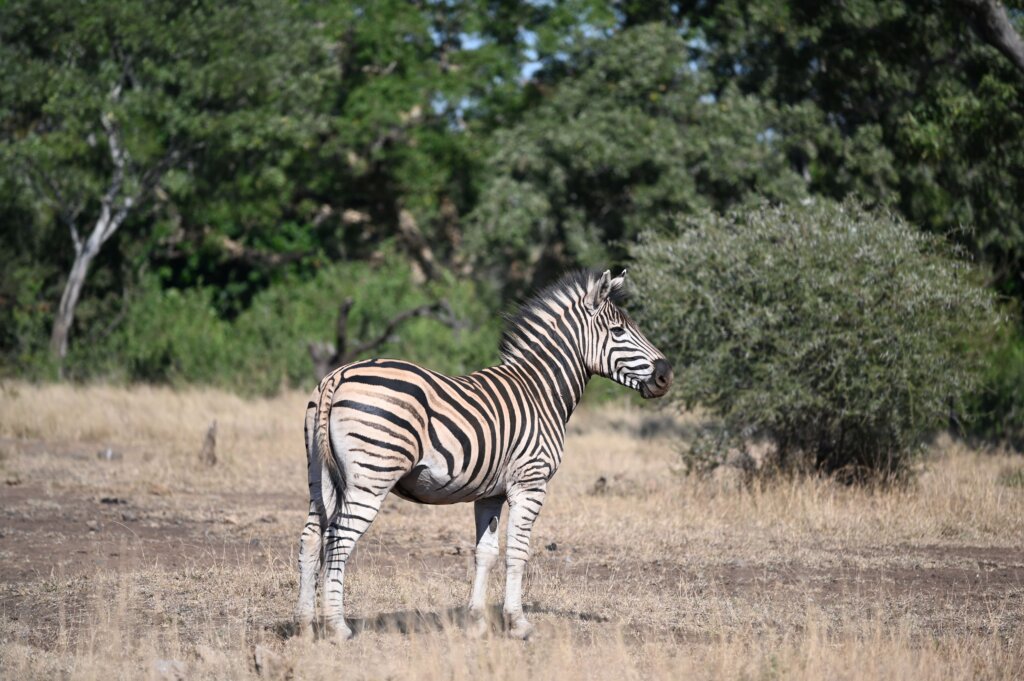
[269,603,610,639]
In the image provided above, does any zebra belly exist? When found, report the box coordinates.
[394,459,498,504]
[394,463,456,504]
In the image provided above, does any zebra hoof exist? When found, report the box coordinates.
[324,622,354,643]
[467,611,490,638]
[506,618,535,640]
[295,619,315,641]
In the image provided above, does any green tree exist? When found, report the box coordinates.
[465,23,810,289]
[283,0,618,280]
[675,0,1024,303]
[0,0,327,371]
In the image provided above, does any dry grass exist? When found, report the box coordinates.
[1,380,1022,679]
[0,380,304,495]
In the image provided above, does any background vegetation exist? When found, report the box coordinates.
[633,201,1002,477]
[3,0,1024,461]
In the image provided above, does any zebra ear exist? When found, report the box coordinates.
[610,269,627,293]
[584,270,613,314]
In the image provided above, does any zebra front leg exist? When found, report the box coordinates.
[503,484,546,639]
[468,496,504,636]
[321,492,385,641]
[294,500,323,637]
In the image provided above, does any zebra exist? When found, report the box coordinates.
[294,269,673,640]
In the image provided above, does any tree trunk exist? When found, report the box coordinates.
[49,244,98,369]
[41,85,179,375]
[957,0,1024,76]
[48,200,127,373]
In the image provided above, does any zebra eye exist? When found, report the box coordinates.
[610,326,626,337]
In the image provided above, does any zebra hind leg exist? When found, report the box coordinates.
[321,488,387,641]
[294,500,323,638]
[468,496,504,636]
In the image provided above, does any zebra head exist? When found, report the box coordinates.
[583,270,673,399]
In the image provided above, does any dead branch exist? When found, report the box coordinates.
[397,208,438,283]
[216,235,311,267]
[346,300,456,360]
[307,298,460,379]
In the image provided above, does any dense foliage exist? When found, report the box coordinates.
[466,23,808,284]
[632,201,1002,477]
[969,332,1024,449]
[632,1,1024,303]
[64,255,501,395]
[2,0,1023,449]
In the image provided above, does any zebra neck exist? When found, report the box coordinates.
[497,298,592,423]
[501,353,590,425]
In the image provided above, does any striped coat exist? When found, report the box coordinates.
[295,269,672,640]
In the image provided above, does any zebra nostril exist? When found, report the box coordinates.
[653,358,672,389]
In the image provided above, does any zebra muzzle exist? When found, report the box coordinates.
[642,358,674,398]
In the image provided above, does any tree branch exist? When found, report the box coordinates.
[67,221,83,255]
[16,157,84,252]
[957,0,1024,76]
[345,300,456,361]
[334,298,355,360]
[215,234,312,267]
[96,118,184,249]
[307,299,461,379]
[97,109,128,247]
[134,146,183,204]
[397,208,438,282]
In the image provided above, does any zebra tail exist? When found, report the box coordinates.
[315,371,346,526]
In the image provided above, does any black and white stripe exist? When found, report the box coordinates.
[294,269,672,640]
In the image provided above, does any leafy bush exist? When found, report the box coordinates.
[66,255,501,395]
[632,200,1002,479]
[87,281,233,385]
[0,261,60,381]
[223,256,501,394]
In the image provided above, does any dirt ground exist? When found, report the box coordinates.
[3,467,1023,646]
[1,382,1023,679]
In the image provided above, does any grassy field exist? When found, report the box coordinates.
[1,381,1022,680]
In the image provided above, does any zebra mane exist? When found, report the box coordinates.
[499,269,626,362]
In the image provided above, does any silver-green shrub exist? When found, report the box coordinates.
[632,200,1002,478]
